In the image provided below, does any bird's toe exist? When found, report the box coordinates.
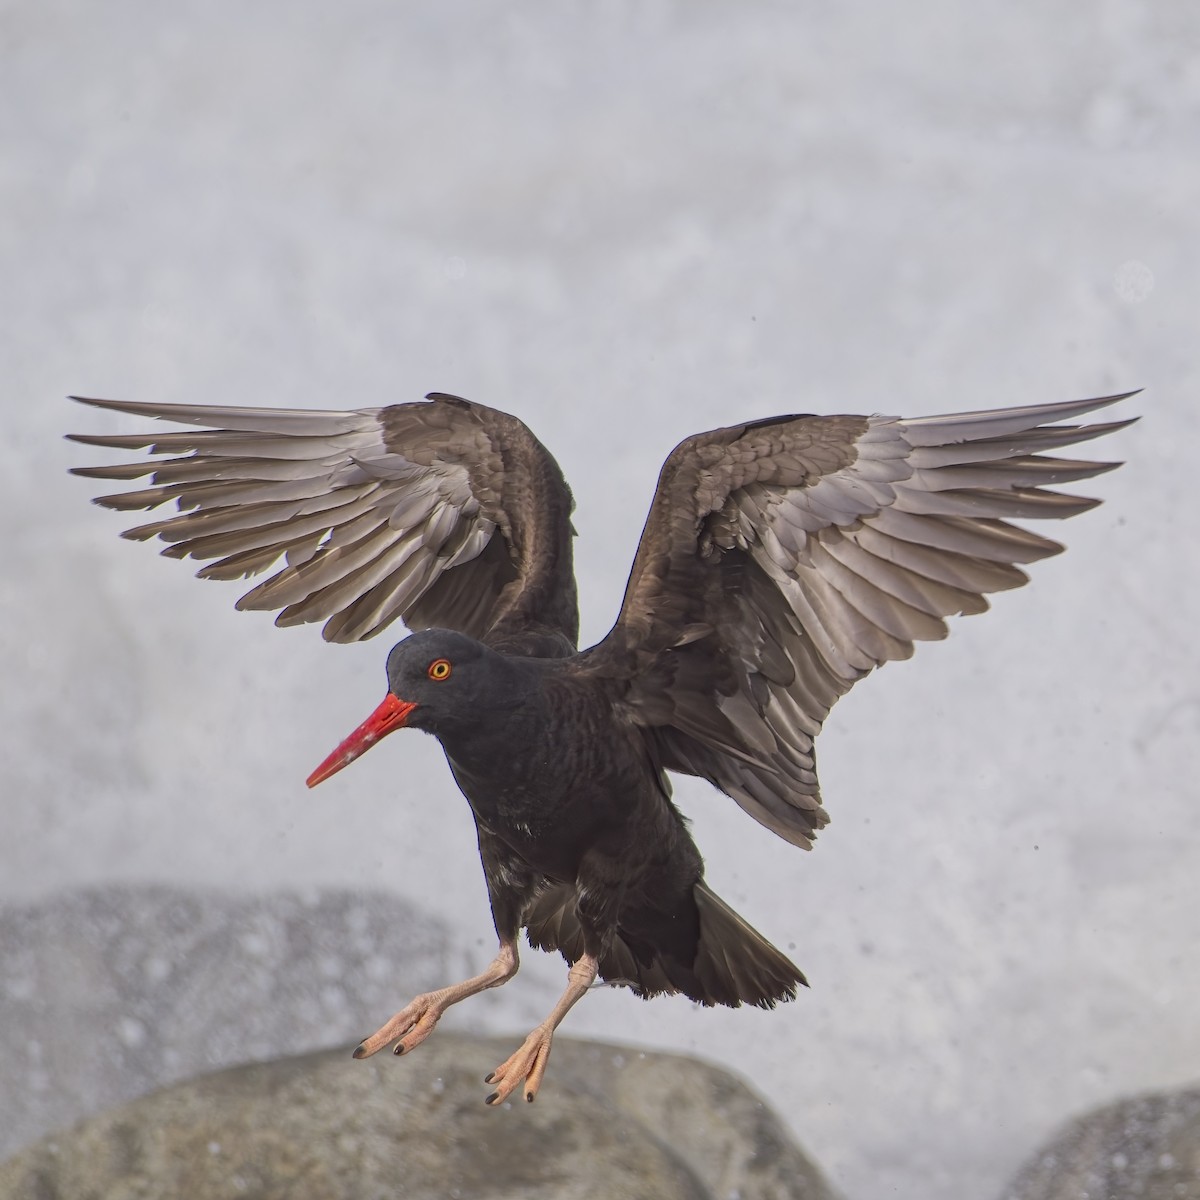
[483,1026,554,1105]
[353,993,439,1059]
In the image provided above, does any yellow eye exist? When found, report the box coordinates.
[427,658,452,681]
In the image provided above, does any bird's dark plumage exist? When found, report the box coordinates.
[69,388,1136,1103]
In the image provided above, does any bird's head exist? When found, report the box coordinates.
[305,629,512,787]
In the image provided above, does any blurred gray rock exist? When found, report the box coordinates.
[1000,1087,1200,1200]
[0,884,448,1160]
[0,1035,838,1200]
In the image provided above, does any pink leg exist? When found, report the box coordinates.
[483,952,599,1106]
[353,939,519,1060]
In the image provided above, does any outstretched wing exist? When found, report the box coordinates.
[69,393,578,649]
[575,392,1137,848]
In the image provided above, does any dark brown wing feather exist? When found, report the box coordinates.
[575,392,1138,848]
[68,393,578,650]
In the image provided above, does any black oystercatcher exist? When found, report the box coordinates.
[69,390,1135,1103]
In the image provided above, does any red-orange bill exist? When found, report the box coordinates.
[306,694,417,788]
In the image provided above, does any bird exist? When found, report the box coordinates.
[68,388,1135,1104]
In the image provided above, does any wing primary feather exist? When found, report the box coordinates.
[910,456,1121,492]
[68,395,372,435]
[897,391,1138,445]
[908,418,1137,468]
[893,484,1103,520]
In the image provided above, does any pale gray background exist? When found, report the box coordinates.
[3,2,1196,1198]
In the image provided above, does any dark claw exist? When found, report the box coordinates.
[483,1072,495,1084]
[393,1042,406,1056]
[526,1092,535,1103]
[485,1091,500,1105]
[352,1043,367,1060]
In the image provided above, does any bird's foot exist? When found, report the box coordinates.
[352,943,520,1061]
[353,992,446,1059]
[479,953,598,1106]
[483,1024,554,1106]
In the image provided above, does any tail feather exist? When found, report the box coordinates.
[692,881,806,1008]
[522,880,805,1008]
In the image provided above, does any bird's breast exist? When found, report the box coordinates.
[439,698,650,881]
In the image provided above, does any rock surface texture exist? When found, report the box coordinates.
[1000,1087,1200,1200]
[0,1036,839,1200]
[0,885,448,1161]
